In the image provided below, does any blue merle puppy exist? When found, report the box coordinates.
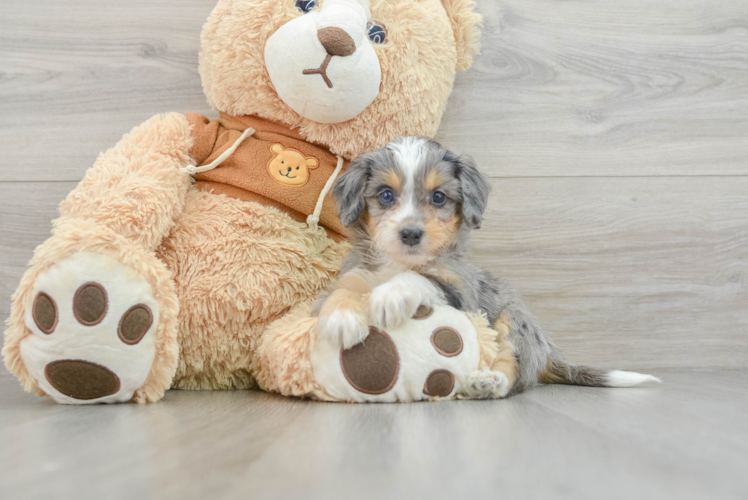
[315,137,658,397]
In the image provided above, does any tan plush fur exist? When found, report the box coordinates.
[60,113,193,251]
[441,0,483,71]
[256,301,336,400]
[4,0,483,403]
[200,0,481,159]
[156,190,348,390]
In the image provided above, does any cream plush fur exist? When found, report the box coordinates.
[3,0,484,403]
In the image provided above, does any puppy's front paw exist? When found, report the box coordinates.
[369,281,423,330]
[318,309,370,349]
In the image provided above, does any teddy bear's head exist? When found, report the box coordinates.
[199,0,481,158]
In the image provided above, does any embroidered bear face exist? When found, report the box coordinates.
[267,143,319,186]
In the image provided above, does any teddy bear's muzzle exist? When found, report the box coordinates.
[263,0,381,123]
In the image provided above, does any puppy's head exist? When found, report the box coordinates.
[334,137,491,267]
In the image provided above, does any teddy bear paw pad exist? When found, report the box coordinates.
[340,328,399,395]
[21,252,159,404]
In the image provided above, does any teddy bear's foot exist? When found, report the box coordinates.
[20,252,163,404]
[459,369,511,399]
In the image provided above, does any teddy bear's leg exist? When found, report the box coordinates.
[156,191,349,392]
[3,113,193,404]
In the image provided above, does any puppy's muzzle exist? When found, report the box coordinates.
[400,227,424,247]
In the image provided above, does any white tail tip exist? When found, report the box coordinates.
[606,370,661,387]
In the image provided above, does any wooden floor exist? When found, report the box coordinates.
[0,369,746,500]
[1,1,747,499]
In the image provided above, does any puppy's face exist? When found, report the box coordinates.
[334,137,491,267]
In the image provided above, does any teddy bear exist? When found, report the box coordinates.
[3,0,506,405]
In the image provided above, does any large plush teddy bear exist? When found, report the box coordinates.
[4,0,513,404]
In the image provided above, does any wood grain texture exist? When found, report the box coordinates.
[473,176,748,369]
[0,0,746,180]
[0,0,746,373]
[0,0,215,182]
[438,0,748,176]
[1,178,745,371]
[0,370,746,500]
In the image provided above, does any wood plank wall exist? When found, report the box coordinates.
[1,0,746,371]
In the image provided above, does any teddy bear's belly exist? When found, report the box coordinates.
[156,189,348,390]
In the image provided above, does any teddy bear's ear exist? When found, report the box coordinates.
[271,144,284,154]
[440,0,483,71]
[306,158,319,169]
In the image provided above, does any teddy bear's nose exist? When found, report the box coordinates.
[287,166,292,172]
[317,27,356,57]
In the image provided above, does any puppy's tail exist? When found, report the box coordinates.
[539,356,660,388]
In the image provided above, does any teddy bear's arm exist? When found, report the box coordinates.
[59,113,195,251]
[3,112,195,402]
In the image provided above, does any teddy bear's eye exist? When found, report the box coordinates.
[296,167,300,170]
[295,0,317,14]
[366,22,387,45]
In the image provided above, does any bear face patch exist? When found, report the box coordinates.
[267,143,319,186]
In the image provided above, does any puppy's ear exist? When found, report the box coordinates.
[334,155,371,226]
[446,150,491,229]
[441,0,482,71]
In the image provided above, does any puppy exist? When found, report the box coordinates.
[316,137,658,397]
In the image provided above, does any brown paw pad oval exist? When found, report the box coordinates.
[340,328,399,395]
[118,304,153,345]
[73,282,108,326]
[423,369,455,397]
[33,292,58,334]
[412,305,433,320]
[44,360,121,400]
[431,327,463,357]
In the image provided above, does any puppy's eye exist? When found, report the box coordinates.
[295,0,317,14]
[432,190,447,206]
[379,189,394,204]
[366,22,387,44]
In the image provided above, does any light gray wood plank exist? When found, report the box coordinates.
[1,178,746,371]
[1,369,746,500]
[438,0,748,176]
[471,175,748,370]
[1,0,747,181]
[0,0,216,182]
[0,182,76,321]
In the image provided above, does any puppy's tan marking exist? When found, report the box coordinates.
[336,270,377,296]
[425,214,460,254]
[425,170,443,191]
[384,169,401,192]
[319,289,367,318]
[424,268,463,288]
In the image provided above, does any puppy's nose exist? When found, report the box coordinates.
[400,227,424,247]
[287,167,292,172]
[317,27,356,57]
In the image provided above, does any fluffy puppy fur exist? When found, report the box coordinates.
[316,137,659,396]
